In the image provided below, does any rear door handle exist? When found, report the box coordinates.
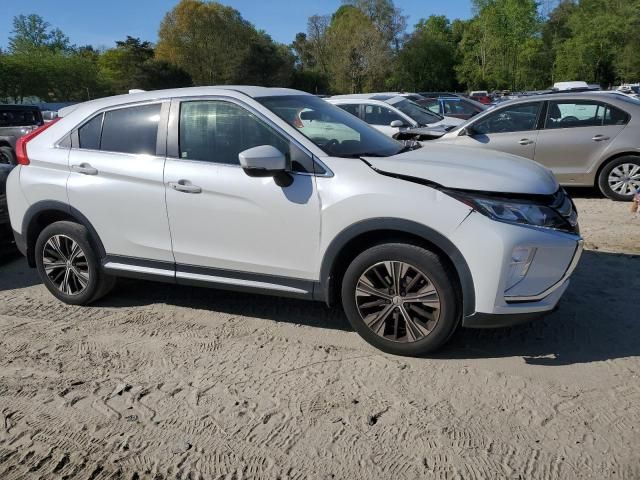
[592,135,610,142]
[71,163,98,175]
[168,180,202,194]
[519,138,534,146]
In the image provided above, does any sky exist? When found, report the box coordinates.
[0,0,472,50]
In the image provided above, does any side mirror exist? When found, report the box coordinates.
[460,126,477,137]
[390,120,405,128]
[238,145,293,187]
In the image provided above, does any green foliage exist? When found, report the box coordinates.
[393,16,459,91]
[3,1,640,102]
[553,0,640,86]
[9,14,72,54]
[325,6,391,93]
[156,0,293,87]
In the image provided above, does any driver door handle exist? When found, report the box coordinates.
[71,163,98,175]
[592,135,610,142]
[168,180,202,194]
[519,138,534,146]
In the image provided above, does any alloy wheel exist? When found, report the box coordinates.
[355,261,441,343]
[608,163,640,196]
[42,234,90,295]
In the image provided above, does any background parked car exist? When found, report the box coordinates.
[328,94,463,139]
[469,90,492,104]
[422,92,640,201]
[420,95,487,120]
[0,105,44,165]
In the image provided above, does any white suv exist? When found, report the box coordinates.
[7,87,583,356]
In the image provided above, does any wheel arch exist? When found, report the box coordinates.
[22,201,106,268]
[317,218,475,317]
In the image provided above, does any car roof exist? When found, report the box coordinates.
[494,91,640,106]
[58,86,311,117]
[329,94,405,103]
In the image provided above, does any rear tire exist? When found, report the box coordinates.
[35,221,115,305]
[341,243,460,356]
[0,146,16,166]
[598,156,640,201]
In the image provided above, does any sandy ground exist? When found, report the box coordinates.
[0,193,639,480]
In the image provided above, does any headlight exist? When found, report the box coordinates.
[445,190,576,232]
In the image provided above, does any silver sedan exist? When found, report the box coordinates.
[431,92,640,201]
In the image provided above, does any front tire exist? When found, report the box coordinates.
[598,156,640,201]
[341,243,460,356]
[35,221,115,305]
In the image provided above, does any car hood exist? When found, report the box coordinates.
[363,144,559,195]
[424,116,464,128]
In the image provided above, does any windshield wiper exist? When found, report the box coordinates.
[337,152,389,158]
[396,142,422,154]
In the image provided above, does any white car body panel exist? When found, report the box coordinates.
[164,159,321,279]
[67,149,174,262]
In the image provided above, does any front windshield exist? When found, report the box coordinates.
[388,98,444,125]
[257,95,404,158]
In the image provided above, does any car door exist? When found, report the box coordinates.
[67,101,174,263]
[163,97,321,287]
[447,102,543,159]
[533,100,629,184]
[361,103,411,138]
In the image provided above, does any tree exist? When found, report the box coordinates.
[98,36,154,93]
[455,0,545,90]
[394,16,458,91]
[156,0,293,86]
[342,0,407,51]
[553,0,640,87]
[8,14,72,54]
[306,15,331,75]
[325,6,391,93]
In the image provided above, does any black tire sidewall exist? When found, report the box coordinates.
[0,146,16,166]
[341,243,460,357]
[598,156,640,201]
[35,221,103,305]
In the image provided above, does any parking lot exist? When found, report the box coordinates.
[0,193,638,479]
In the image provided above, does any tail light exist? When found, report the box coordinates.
[15,117,61,165]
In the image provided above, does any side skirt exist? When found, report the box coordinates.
[102,255,318,300]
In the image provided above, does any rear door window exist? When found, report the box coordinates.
[100,104,161,155]
[362,104,405,126]
[336,104,361,118]
[544,101,621,129]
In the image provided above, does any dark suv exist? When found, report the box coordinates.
[0,105,44,165]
